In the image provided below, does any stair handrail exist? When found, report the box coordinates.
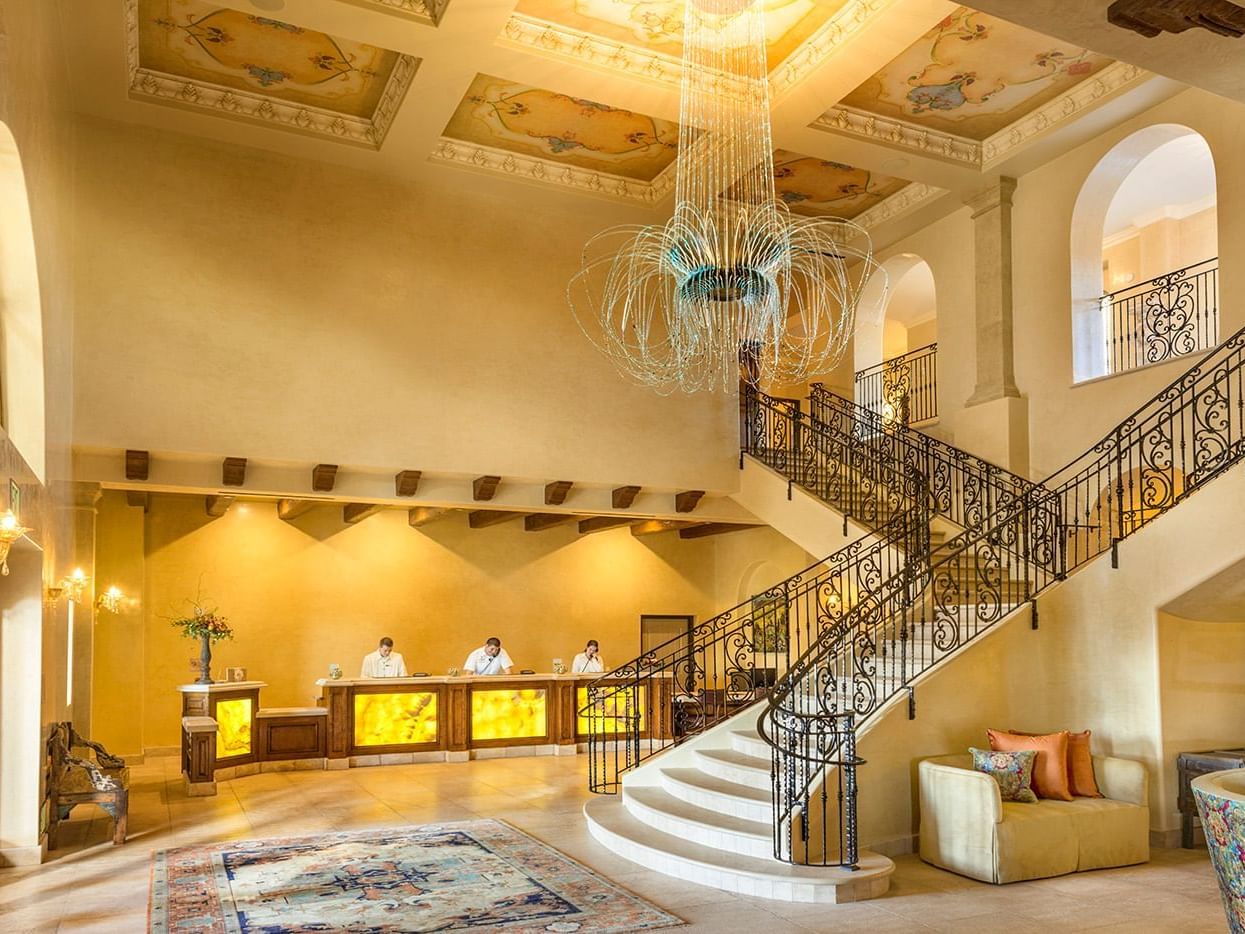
[581,388,933,794]
[759,319,1245,866]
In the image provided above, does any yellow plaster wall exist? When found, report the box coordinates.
[1102,206,1218,292]
[91,490,813,754]
[70,118,738,493]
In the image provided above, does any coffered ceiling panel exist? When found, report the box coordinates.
[442,73,680,181]
[839,6,1114,141]
[129,0,418,148]
[772,150,909,218]
[512,0,850,72]
[335,0,450,27]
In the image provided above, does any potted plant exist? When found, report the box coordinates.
[170,601,233,685]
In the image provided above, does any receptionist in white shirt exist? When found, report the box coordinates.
[360,637,408,679]
[572,639,606,673]
[463,637,514,675]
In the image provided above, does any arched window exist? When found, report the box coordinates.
[855,254,938,425]
[1071,126,1218,382]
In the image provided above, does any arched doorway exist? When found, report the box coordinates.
[854,254,938,425]
[1071,126,1218,382]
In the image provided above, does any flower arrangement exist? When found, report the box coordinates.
[170,602,233,643]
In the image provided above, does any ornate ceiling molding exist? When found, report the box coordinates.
[124,1,418,149]
[813,61,1153,170]
[498,15,683,88]
[769,0,891,98]
[336,0,449,28]
[431,138,676,205]
[853,181,944,231]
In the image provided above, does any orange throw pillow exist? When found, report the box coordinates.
[987,729,1073,801]
[1011,728,1103,798]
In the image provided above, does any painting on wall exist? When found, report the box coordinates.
[442,74,680,181]
[137,0,404,119]
[512,0,849,71]
[771,150,909,218]
[839,6,1113,141]
[752,592,789,653]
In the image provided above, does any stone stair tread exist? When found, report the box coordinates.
[585,796,891,885]
[660,767,773,805]
[625,786,771,838]
[695,747,770,774]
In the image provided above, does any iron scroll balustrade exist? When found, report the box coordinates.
[809,383,1035,534]
[760,320,1245,866]
[581,391,933,795]
[1103,257,1218,376]
[853,342,939,426]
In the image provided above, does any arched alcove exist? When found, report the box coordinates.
[0,122,46,479]
[855,254,937,424]
[1071,126,1218,383]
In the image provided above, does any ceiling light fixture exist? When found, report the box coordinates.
[569,0,880,394]
[0,509,32,576]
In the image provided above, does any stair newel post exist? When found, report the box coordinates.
[1112,426,1126,568]
[842,713,859,871]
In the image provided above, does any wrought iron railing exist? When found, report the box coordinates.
[761,320,1245,866]
[582,390,931,796]
[854,342,938,426]
[1104,257,1218,375]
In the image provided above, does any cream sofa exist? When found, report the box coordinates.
[918,754,1150,884]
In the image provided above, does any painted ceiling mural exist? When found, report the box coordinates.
[137,0,401,118]
[839,7,1114,141]
[512,0,849,70]
[771,151,909,218]
[442,74,680,181]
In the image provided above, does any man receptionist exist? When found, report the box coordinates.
[463,637,513,675]
[361,637,408,678]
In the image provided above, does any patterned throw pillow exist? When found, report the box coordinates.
[970,747,1039,803]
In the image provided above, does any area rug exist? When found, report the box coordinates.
[149,819,683,933]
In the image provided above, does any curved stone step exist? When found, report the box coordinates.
[659,767,773,823]
[622,785,772,859]
[584,796,893,903]
[729,728,771,759]
[693,747,770,788]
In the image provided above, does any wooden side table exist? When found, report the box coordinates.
[1177,748,1245,847]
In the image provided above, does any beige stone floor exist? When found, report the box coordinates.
[0,754,1229,933]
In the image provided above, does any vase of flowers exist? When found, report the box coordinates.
[170,602,233,685]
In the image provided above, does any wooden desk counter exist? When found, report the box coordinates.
[316,673,674,762]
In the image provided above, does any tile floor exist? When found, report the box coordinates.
[0,754,1228,933]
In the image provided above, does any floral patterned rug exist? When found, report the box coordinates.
[149,819,682,933]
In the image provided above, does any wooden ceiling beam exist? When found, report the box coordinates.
[473,475,501,501]
[631,519,698,536]
[343,503,384,525]
[312,464,338,492]
[678,523,754,539]
[525,512,578,532]
[125,449,149,481]
[395,469,422,497]
[205,495,234,518]
[579,515,638,535]
[544,480,573,505]
[468,509,522,529]
[409,506,451,528]
[675,490,705,513]
[612,485,641,509]
[222,457,247,487]
[278,499,316,520]
[125,490,149,512]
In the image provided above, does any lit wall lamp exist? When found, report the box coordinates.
[96,585,124,614]
[62,567,90,603]
[0,509,32,576]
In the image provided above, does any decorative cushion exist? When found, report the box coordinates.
[971,747,1038,803]
[988,729,1074,801]
[1011,728,1103,798]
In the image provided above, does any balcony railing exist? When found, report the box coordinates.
[1103,257,1218,375]
[853,342,937,427]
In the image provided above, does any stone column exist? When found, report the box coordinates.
[61,481,101,737]
[960,177,1030,476]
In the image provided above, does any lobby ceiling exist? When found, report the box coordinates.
[65,0,1202,239]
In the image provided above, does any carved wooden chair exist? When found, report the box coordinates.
[46,722,129,847]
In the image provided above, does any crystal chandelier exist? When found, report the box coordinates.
[569,0,879,394]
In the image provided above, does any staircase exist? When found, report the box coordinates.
[583,322,1245,902]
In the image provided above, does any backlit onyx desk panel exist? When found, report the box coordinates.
[317,673,673,761]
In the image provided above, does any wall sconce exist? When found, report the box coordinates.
[45,585,65,607]
[62,567,90,603]
[96,585,124,614]
[0,509,32,576]
[824,592,842,615]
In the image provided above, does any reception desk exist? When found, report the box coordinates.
[318,673,674,764]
